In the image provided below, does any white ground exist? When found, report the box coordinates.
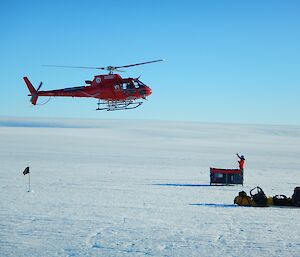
[0,117,299,257]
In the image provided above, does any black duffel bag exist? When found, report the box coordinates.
[292,187,300,207]
[272,195,293,206]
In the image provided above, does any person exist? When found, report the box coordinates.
[236,153,245,171]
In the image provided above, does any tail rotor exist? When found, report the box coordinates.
[23,77,42,105]
[37,82,43,91]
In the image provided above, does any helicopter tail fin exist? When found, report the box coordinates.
[23,77,38,105]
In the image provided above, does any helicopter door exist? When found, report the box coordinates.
[125,82,136,95]
[114,84,123,98]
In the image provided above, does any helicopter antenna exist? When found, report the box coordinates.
[42,59,164,74]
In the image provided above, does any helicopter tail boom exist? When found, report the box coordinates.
[23,77,38,105]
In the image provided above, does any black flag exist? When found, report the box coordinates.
[23,167,30,175]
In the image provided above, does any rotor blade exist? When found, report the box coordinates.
[115,59,164,69]
[42,59,164,71]
[42,64,105,70]
[114,69,126,73]
[37,82,43,91]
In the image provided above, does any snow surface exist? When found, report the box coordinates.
[0,117,299,257]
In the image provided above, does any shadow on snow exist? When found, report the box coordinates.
[152,183,229,187]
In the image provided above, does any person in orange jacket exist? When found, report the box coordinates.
[236,153,245,171]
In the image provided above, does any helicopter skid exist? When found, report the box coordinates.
[96,100,143,111]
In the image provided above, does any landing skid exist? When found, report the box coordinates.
[96,100,143,111]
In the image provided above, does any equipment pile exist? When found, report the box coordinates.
[234,186,300,207]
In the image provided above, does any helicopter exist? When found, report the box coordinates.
[23,59,163,111]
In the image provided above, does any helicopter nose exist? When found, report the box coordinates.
[146,87,152,96]
[139,87,152,98]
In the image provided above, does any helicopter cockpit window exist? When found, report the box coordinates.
[122,82,136,92]
[136,80,146,88]
[127,83,134,89]
[133,81,139,88]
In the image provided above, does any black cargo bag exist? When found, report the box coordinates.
[292,187,300,207]
[272,195,292,206]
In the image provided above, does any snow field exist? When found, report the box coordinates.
[0,118,299,256]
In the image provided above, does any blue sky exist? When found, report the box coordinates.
[1,0,300,125]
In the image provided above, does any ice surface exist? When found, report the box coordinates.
[0,117,299,256]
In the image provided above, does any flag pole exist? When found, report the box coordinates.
[23,166,31,192]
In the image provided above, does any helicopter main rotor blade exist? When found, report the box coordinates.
[115,59,164,69]
[114,69,126,72]
[42,59,164,72]
[42,64,105,70]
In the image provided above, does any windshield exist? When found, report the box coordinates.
[134,79,146,88]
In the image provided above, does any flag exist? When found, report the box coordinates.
[23,167,30,175]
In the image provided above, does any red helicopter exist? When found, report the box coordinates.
[23,59,163,111]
